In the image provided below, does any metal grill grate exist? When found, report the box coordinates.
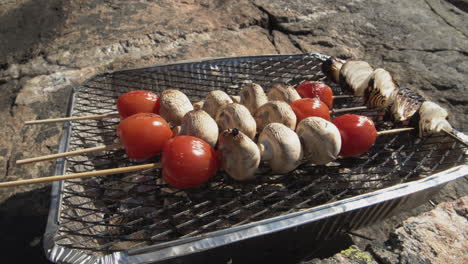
[52,54,466,256]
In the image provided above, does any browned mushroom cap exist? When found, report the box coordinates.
[257,123,303,174]
[159,89,194,126]
[254,101,296,132]
[321,57,346,83]
[339,61,374,96]
[418,101,452,137]
[202,90,233,118]
[267,83,301,104]
[240,83,268,114]
[179,109,219,147]
[390,87,424,123]
[218,128,261,181]
[296,117,341,165]
[364,68,398,109]
[216,103,257,139]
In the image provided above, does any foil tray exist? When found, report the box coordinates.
[43,53,467,264]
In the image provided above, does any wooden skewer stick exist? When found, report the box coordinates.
[331,106,368,114]
[442,129,468,148]
[0,163,160,188]
[377,127,414,136]
[24,113,120,125]
[16,143,122,165]
[333,94,356,99]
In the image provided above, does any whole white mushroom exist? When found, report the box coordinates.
[296,117,341,165]
[216,103,257,139]
[267,83,301,104]
[218,128,261,181]
[254,101,297,132]
[178,109,219,147]
[240,83,268,114]
[257,123,303,174]
[159,89,193,126]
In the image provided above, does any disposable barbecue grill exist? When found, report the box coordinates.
[43,53,467,264]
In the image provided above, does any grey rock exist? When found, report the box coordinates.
[368,197,468,264]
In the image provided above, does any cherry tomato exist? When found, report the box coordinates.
[117,90,161,119]
[332,114,378,157]
[162,136,218,189]
[296,81,334,108]
[117,113,172,160]
[291,98,331,123]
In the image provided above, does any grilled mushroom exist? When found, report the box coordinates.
[267,83,301,104]
[418,101,452,137]
[364,68,398,109]
[296,117,341,165]
[257,123,303,174]
[178,109,219,147]
[339,60,374,96]
[321,57,346,83]
[216,103,257,139]
[254,101,297,132]
[391,87,424,123]
[240,83,268,114]
[202,90,233,118]
[218,128,261,181]
[159,89,194,126]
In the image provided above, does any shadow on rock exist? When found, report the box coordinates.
[0,0,67,64]
[0,185,52,263]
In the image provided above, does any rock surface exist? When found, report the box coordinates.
[368,196,468,264]
[0,0,466,263]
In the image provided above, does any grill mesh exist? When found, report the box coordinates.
[54,54,466,255]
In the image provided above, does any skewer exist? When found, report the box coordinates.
[25,113,120,125]
[442,129,468,148]
[377,127,414,136]
[333,94,356,99]
[0,163,160,188]
[331,106,367,114]
[16,143,122,165]
[17,126,417,166]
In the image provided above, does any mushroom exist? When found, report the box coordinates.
[254,101,297,132]
[230,95,241,103]
[202,90,233,118]
[390,87,424,123]
[321,57,346,83]
[267,83,301,103]
[240,83,268,114]
[218,128,261,181]
[159,89,194,126]
[418,101,452,137]
[296,117,341,165]
[178,109,219,147]
[339,60,374,96]
[216,103,257,139]
[364,68,398,109]
[193,100,205,110]
[257,123,303,174]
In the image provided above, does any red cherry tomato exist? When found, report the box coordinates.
[296,81,334,108]
[291,98,331,122]
[332,114,378,157]
[117,113,172,160]
[117,90,161,119]
[162,136,218,189]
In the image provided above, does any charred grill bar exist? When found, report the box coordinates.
[44,54,467,263]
